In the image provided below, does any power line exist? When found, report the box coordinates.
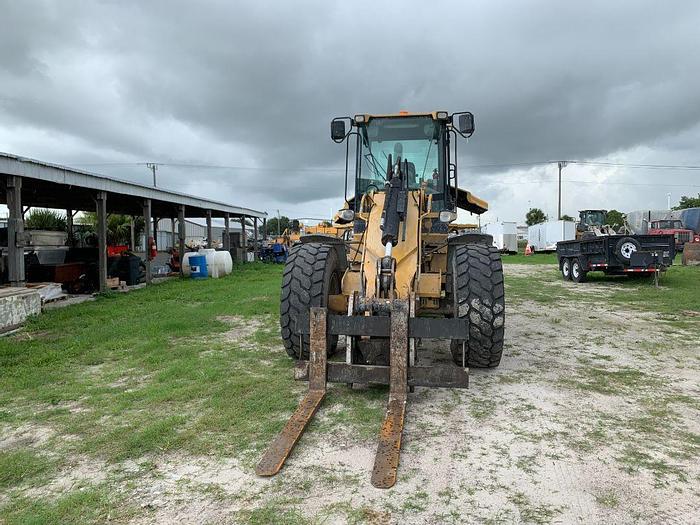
[69,159,700,172]
[570,160,700,171]
[485,178,700,188]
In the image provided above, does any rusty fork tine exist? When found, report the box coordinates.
[371,300,409,489]
[256,307,327,477]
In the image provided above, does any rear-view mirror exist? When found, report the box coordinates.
[457,113,475,135]
[331,119,346,141]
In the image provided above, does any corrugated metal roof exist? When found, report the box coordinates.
[0,152,266,219]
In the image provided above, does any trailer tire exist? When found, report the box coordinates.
[561,258,572,280]
[571,258,587,283]
[450,244,505,368]
[280,243,341,359]
[614,237,641,263]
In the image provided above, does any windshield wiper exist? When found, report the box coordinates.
[364,151,387,181]
[419,139,435,182]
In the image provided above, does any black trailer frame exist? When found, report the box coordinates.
[556,234,675,282]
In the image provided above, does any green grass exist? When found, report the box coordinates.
[1,257,698,522]
[1,486,131,525]
[0,263,390,522]
[505,258,700,324]
[0,263,295,464]
[592,264,700,316]
[501,252,558,265]
[0,449,55,490]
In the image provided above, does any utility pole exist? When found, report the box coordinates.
[147,163,158,187]
[277,209,281,236]
[557,161,567,220]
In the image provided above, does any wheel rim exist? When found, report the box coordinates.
[620,242,637,259]
[562,260,570,277]
[572,262,580,278]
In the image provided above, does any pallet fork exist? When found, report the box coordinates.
[256,302,469,488]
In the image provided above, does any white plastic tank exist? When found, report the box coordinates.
[181,252,198,277]
[213,251,233,276]
[182,249,233,278]
[199,249,218,278]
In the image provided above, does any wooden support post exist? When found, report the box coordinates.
[130,218,135,250]
[206,210,213,249]
[240,215,247,263]
[263,217,268,241]
[66,208,74,247]
[253,217,259,261]
[153,216,158,250]
[223,213,231,252]
[96,191,108,293]
[170,218,176,249]
[178,205,186,277]
[6,176,26,287]
[143,199,152,284]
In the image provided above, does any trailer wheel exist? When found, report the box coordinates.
[571,259,587,283]
[560,258,572,280]
[615,237,641,263]
[450,244,505,368]
[280,243,341,359]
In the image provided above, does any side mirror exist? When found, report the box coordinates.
[331,119,346,141]
[457,113,474,135]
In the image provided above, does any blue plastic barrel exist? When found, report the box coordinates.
[189,254,208,279]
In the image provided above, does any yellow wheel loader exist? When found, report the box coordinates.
[257,111,505,488]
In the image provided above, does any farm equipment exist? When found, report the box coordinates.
[575,209,625,238]
[257,111,505,488]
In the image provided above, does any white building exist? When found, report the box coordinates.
[139,218,249,250]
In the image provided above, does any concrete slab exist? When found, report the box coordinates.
[0,287,41,333]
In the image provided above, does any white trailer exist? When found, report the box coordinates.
[482,221,518,253]
[527,220,576,252]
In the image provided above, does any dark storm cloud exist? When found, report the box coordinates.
[2,0,700,213]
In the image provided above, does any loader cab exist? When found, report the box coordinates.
[578,209,607,231]
[356,114,450,211]
[331,112,473,215]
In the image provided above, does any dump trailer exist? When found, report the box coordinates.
[556,234,675,282]
[257,111,504,488]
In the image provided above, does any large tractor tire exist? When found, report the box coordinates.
[280,243,342,359]
[450,244,505,368]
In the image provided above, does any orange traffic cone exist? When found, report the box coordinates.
[525,243,532,256]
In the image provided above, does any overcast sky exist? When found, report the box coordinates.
[2,1,700,224]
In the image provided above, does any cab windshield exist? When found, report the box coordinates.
[654,220,683,229]
[358,116,442,196]
[581,210,606,227]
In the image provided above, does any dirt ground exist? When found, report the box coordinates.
[3,264,699,524]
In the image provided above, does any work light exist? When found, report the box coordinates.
[439,210,457,223]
